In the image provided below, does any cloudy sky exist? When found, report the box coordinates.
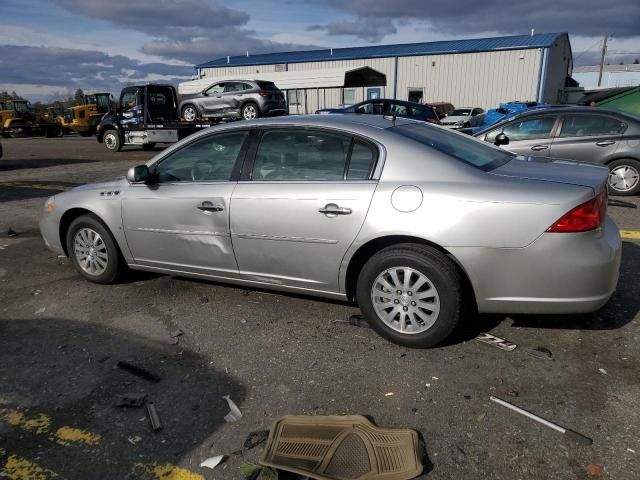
[1,0,639,102]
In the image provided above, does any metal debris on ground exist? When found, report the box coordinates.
[223,395,243,422]
[200,296,209,303]
[146,402,163,432]
[244,430,270,450]
[115,393,148,408]
[526,347,553,360]
[348,314,369,328]
[35,307,45,314]
[476,333,517,351]
[127,435,142,446]
[490,396,592,445]
[477,412,487,422]
[7,228,18,237]
[586,464,604,477]
[117,361,161,383]
[598,368,607,375]
[200,455,226,470]
[384,392,395,397]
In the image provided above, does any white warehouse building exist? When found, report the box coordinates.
[185,33,573,113]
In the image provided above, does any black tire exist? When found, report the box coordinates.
[356,244,462,348]
[241,102,259,121]
[607,158,640,196]
[102,129,122,152]
[66,215,124,284]
[142,143,156,151]
[181,104,199,122]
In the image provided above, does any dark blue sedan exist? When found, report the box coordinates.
[316,98,440,124]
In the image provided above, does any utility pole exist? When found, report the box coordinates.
[597,34,608,87]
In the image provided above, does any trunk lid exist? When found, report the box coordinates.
[490,155,609,193]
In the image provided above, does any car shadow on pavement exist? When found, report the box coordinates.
[0,158,98,171]
[0,180,83,202]
[444,241,640,345]
[0,317,246,479]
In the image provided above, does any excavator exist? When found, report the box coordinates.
[0,99,63,137]
[60,92,113,136]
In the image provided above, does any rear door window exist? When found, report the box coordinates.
[347,140,377,180]
[559,115,627,137]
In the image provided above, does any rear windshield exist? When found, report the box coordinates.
[390,123,515,171]
[257,81,279,91]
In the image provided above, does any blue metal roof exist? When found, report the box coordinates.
[197,33,565,69]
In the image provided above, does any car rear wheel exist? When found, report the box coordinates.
[356,244,462,348]
[607,158,640,196]
[241,102,259,120]
[182,105,198,122]
[66,215,124,284]
[103,129,121,152]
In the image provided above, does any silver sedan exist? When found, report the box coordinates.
[40,115,622,348]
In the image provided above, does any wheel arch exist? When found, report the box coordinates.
[344,235,477,310]
[59,208,113,256]
[603,154,640,165]
[97,122,122,143]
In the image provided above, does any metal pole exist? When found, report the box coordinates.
[597,34,608,87]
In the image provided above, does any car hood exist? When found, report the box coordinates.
[442,115,470,123]
[71,177,128,192]
[490,156,609,192]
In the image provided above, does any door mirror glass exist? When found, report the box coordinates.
[127,165,150,183]
[494,133,510,146]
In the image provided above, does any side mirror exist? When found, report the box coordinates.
[201,91,208,96]
[494,132,510,146]
[127,165,150,183]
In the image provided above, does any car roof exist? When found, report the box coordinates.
[356,98,427,107]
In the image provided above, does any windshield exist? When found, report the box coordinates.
[450,109,471,116]
[390,123,515,171]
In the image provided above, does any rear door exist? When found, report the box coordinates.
[230,127,379,292]
[484,115,559,157]
[549,113,626,164]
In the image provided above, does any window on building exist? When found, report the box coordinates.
[288,89,303,105]
[408,88,424,103]
[343,88,357,106]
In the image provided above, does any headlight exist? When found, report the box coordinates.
[44,196,55,213]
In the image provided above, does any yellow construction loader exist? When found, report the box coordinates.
[61,93,113,136]
[0,100,63,137]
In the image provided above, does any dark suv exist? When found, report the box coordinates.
[316,99,440,124]
[179,80,287,122]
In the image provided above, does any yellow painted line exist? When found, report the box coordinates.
[132,463,204,480]
[0,408,100,447]
[3,454,61,480]
[620,230,640,240]
[54,427,101,446]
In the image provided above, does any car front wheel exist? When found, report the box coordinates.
[356,244,462,348]
[103,130,122,152]
[182,105,198,122]
[607,158,640,196]
[66,215,124,284]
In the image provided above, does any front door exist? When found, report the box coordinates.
[201,82,226,116]
[122,130,250,277]
[367,87,381,100]
[230,128,379,292]
[549,113,625,163]
[484,115,558,157]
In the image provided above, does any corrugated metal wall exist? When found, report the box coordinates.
[396,49,541,109]
[541,35,572,103]
[201,48,553,112]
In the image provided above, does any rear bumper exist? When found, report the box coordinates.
[450,217,622,314]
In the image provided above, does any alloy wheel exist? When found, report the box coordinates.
[183,106,197,122]
[370,266,440,334]
[608,165,639,193]
[73,227,108,276]
[242,104,257,120]
[104,133,117,150]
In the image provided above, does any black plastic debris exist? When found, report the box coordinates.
[349,315,369,328]
[244,430,269,450]
[7,228,17,237]
[115,393,148,408]
[117,361,161,383]
[146,402,163,432]
[526,347,553,360]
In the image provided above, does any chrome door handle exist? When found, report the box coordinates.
[531,145,549,151]
[319,203,352,215]
[596,140,615,146]
[197,201,224,212]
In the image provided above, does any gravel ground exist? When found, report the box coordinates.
[0,136,639,480]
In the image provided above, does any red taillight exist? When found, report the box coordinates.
[258,91,270,97]
[426,117,439,124]
[547,191,607,233]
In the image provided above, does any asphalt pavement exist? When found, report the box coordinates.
[0,136,639,479]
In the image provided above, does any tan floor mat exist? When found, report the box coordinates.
[259,415,423,480]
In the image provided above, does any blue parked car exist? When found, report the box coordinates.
[466,101,550,135]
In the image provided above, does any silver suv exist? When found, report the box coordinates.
[179,80,287,122]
